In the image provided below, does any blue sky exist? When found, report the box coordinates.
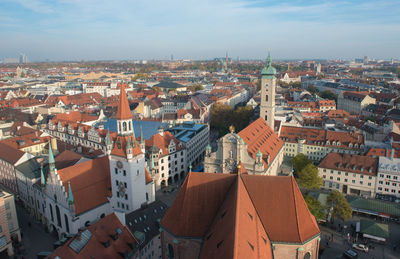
[1,0,399,61]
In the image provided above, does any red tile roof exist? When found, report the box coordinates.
[0,142,26,164]
[50,213,138,259]
[161,172,320,247]
[52,111,98,124]
[57,156,111,215]
[1,131,50,150]
[365,148,400,159]
[145,131,182,156]
[318,153,378,176]
[116,84,132,120]
[111,135,142,158]
[280,126,364,149]
[238,118,283,166]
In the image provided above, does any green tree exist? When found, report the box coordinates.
[304,195,326,221]
[291,81,302,88]
[319,90,338,102]
[297,163,323,190]
[307,85,319,94]
[291,153,312,173]
[327,190,353,221]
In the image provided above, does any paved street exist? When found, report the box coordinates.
[13,204,56,259]
[320,215,400,259]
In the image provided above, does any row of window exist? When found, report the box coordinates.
[322,175,372,186]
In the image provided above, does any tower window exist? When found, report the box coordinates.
[266,95,268,101]
[129,121,132,131]
[265,115,268,121]
[123,122,127,131]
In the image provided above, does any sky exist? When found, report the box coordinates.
[0,0,399,61]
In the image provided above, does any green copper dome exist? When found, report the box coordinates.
[261,50,276,76]
[256,149,263,158]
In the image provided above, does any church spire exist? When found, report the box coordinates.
[68,181,74,205]
[40,164,46,186]
[48,140,55,172]
[116,84,132,120]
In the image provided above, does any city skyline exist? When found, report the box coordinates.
[1,0,399,61]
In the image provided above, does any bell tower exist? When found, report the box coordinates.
[116,84,134,136]
[260,50,276,131]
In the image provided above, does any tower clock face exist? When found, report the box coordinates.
[117,161,123,169]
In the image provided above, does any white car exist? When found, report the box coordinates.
[352,243,369,252]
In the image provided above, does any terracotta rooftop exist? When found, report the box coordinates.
[145,131,182,156]
[56,156,111,215]
[318,153,378,176]
[238,118,283,166]
[161,172,320,255]
[116,84,132,120]
[0,142,26,164]
[52,111,98,124]
[50,213,138,259]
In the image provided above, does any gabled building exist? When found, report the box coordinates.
[280,126,364,161]
[204,118,284,175]
[50,213,139,259]
[318,153,378,197]
[145,127,186,190]
[160,172,320,259]
[338,91,376,114]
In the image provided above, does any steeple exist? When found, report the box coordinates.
[40,164,46,186]
[68,181,74,205]
[105,130,112,155]
[48,140,56,172]
[140,125,144,144]
[116,84,134,136]
[116,84,132,120]
[261,50,276,77]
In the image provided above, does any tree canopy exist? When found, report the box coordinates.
[320,90,338,102]
[210,103,254,136]
[291,153,312,173]
[296,163,323,190]
[304,195,326,221]
[327,190,353,221]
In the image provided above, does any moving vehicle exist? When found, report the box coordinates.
[343,249,358,258]
[352,243,368,252]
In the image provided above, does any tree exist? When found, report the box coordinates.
[291,153,312,173]
[304,195,326,221]
[307,85,319,95]
[152,86,162,93]
[291,81,302,88]
[327,190,353,221]
[320,90,338,102]
[297,163,323,190]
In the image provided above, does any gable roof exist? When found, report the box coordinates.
[57,156,111,215]
[0,142,26,164]
[50,213,138,258]
[145,131,182,156]
[161,172,320,250]
[238,118,284,166]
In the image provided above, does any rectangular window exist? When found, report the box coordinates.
[360,181,363,185]
[123,170,126,176]
[115,168,118,175]
[124,182,127,188]
[116,180,119,186]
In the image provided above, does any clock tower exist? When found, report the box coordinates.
[260,50,276,131]
[108,85,153,213]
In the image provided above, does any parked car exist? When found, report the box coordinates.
[352,243,368,252]
[343,249,358,258]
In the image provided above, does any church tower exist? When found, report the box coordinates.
[109,85,152,213]
[260,50,276,131]
[116,85,134,136]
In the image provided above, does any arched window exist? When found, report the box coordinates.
[266,95,268,102]
[129,121,132,131]
[49,204,54,222]
[265,115,268,121]
[167,244,174,259]
[123,122,127,131]
[304,252,311,259]
[56,205,62,227]
[64,214,70,233]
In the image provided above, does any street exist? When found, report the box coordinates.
[320,215,400,259]
[12,204,56,259]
